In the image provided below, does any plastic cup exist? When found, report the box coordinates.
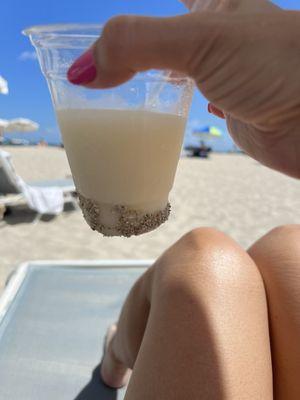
[24,24,194,237]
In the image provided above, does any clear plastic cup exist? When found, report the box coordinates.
[24,24,194,237]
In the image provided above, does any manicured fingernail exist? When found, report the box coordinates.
[67,49,97,85]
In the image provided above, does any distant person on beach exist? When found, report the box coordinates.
[38,139,48,147]
[198,140,212,158]
[68,0,300,398]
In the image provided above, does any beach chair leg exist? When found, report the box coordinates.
[33,213,42,225]
[0,204,6,220]
[71,197,80,211]
[74,200,80,211]
[63,193,80,211]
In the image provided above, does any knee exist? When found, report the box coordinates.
[263,224,300,242]
[249,224,300,265]
[249,224,300,280]
[151,227,264,300]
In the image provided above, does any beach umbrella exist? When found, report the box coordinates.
[0,76,8,95]
[0,118,39,144]
[0,119,9,129]
[4,118,39,133]
[0,119,9,140]
[193,125,223,139]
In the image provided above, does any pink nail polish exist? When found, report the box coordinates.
[67,49,97,85]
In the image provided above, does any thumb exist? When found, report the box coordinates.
[67,13,226,88]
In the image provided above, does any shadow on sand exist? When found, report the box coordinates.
[2,202,76,225]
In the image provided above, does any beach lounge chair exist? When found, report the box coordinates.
[0,150,78,219]
[0,260,151,400]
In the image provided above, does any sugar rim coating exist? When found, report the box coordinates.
[78,193,171,237]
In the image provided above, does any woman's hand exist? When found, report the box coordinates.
[68,8,300,179]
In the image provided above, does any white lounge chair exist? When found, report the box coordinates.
[0,150,78,219]
[0,259,151,400]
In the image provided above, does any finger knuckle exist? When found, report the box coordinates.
[101,15,136,62]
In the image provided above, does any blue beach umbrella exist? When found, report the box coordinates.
[193,125,223,139]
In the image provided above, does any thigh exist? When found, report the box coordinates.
[249,225,300,400]
[125,228,273,400]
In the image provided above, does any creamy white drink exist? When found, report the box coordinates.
[57,108,187,237]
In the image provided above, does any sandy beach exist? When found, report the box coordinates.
[0,146,299,291]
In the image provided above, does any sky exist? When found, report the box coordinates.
[1,0,299,149]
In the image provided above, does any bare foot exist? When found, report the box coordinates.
[100,324,132,389]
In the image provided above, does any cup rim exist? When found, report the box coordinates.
[22,23,103,37]
[22,23,194,84]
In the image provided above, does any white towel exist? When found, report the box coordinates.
[0,149,64,215]
[16,177,64,215]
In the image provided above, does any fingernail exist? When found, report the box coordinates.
[208,103,212,113]
[67,49,97,85]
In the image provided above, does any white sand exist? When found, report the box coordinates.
[0,146,299,290]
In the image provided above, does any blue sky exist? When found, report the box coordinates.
[1,0,299,148]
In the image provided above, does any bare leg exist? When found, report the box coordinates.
[249,225,300,400]
[101,228,273,399]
